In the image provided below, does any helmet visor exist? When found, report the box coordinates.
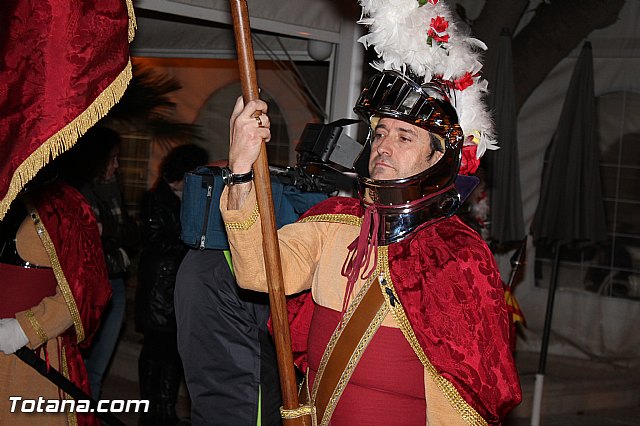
[354,70,459,138]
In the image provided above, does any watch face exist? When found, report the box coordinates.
[221,167,232,185]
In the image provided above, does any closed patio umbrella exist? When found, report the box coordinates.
[487,31,525,248]
[529,41,607,425]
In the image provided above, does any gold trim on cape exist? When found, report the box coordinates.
[27,203,85,344]
[377,247,488,426]
[298,213,362,227]
[125,0,137,42]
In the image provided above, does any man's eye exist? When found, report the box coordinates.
[400,136,411,143]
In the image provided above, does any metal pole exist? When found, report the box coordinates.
[531,240,562,425]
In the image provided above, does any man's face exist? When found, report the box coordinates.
[368,117,443,180]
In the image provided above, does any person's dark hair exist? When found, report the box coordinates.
[160,144,209,184]
[58,126,121,187]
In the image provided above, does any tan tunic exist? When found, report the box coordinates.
[0,216,77,425]
[220,186,467,425]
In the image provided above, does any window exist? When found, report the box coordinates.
[117,132,152,220]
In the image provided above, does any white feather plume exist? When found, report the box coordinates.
[358,0,497,158]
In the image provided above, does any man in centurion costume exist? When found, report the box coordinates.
[221,0,521,424]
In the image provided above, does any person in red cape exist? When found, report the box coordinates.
[0,166,112,426]
[0,1,132,424]
[220,1,521,424]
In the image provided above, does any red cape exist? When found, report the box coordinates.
[30,180,112,425]
[285,196,522,424]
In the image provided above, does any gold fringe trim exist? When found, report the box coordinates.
[26,202,85,344]
[25,309,48,346]
[125,0,137,42]
[0,60,133,221]
[224,203,260,231]
[298,213,362,227]
[377,247,488,426]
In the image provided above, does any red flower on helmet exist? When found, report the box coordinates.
[460,144,480,175]
[454,72,474,91]
[427,29,449,43]
[430,16,449,33]
[427,16,449,44]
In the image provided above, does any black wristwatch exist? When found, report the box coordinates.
[221,167,254,185]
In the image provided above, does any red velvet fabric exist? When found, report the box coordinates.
[0,0,131,207]
[31,180,112,426]
[307,305,426,425]
[31,181,112,348]
[287,196,521,424]
[0,264,57,317]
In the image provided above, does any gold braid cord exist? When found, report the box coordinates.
[377,247,488,426]
[25,309,48,345]
[280,404,316,421]
[298,213,362,227]
[125,0,137,42]
[26,202,85,344]
[224,203,260,231]
[310,273,388,426]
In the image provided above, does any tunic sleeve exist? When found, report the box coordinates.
[424,368,469,425]
[220,185,327,296]
[14,286,74,349]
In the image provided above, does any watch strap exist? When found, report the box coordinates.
[222,167,253,185]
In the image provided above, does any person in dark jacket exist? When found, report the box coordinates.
[59,126,138,400]
[135,143,209,426]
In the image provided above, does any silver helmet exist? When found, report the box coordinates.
[353,70,466,243]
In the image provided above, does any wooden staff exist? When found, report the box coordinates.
[229,1,311,424]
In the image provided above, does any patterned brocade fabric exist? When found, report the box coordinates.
[288,196,522,424]
[0,0,133,218]
[30,181,112,349]
[387,218,522,423]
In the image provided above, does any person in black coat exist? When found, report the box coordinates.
[135,144,208,426]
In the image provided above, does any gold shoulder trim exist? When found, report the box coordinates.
[27,204,85,344]
[0,60,133,221]
[25,309,48,345]
[224,203,260,231]
[377,247,488,426]
[298,213,362,227]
